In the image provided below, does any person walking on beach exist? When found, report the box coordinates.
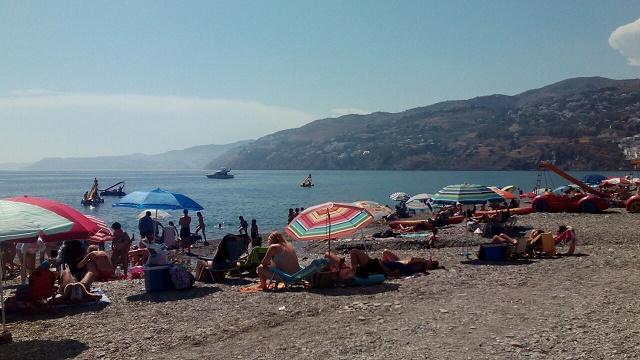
[179,210,192,241]
[250,219,260,246]
[238,216,248,235]
[195,212,209,246]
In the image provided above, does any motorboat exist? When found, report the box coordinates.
[206,168,234,179]
[100,181,126,196]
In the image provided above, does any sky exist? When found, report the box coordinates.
[1,0,640,163]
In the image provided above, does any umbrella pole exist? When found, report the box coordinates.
[0,253,7,336]
[327,212,331,253]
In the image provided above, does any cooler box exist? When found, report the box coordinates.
[480,244,507,261]
[144,265,173,292]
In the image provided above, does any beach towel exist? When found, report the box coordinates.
[50,288,112,308]
[239,282,287,293]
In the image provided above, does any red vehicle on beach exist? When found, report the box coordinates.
[531,191,609,213]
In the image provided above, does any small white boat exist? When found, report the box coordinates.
[206,168,234,179]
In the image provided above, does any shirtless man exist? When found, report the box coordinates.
[77,245,114,288]
[110,222,132,274]
[179,209,192,241]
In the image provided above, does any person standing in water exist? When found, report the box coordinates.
[195,212,209,246]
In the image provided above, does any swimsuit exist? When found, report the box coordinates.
[381,261,413,276]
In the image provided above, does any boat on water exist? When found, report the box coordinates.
[300,173,313,187]
[206,168,234,179]
[100,181,126,196]
[82,178,104,206]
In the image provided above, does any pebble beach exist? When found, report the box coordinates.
[2,210,639,359]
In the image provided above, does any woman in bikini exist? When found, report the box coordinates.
[257,232,300,289]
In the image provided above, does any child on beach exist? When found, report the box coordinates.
[427,228,439,248]
[195,212,209,246]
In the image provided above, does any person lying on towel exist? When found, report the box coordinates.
[349,249,440,278]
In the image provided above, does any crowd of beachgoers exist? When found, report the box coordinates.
[1,184,639,359]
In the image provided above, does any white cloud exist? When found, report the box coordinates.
[331,107,370,116]
[609,18,640,66]
[0,90,315,162]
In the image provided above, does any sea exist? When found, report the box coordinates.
[0,170,625,238]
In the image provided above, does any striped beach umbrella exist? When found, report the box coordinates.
[352,201,394,221]
[431,184,504,205]
[4,196,100,243]
[85,215,114,243]
[285,202,373,250]
[0,198,76,340]
[389,192,411,201]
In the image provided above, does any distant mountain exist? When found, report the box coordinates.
[212,77,640,170]
[27,140,252,170]
[0,162,30,171]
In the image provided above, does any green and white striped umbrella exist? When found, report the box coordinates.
[431,184,504,205]
[0,199,74,242]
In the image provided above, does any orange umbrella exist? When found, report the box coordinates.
[488,186,516,200]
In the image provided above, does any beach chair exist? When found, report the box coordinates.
[236,246,268,275]
[270,258,330,289]
[196,234,250,282]
[529,232,556,256]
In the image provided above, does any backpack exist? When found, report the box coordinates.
[169,265,195,290]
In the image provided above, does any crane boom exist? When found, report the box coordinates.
[538,161,609,198]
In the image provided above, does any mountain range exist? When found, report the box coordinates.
[25,140,252,170]
[211,77,640,171]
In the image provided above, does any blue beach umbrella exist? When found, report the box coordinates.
[113,188,204,211]
[431,184,504,205]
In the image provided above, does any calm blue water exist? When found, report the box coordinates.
[0,170,624,237]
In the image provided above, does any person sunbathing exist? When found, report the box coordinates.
[554,225,577,255]
[128,240,150,267]
[77,245,114,288]
[257,232,300,289]
[12,260,57,303]
[350,249,438,278]
[49,265,102,305]
[324,251,356,283]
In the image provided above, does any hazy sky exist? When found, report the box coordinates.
[1,1,640,163]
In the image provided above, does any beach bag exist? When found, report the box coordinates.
[169,265,195,290]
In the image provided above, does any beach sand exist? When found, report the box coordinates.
[2,210,640,359]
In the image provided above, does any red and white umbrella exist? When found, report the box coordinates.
[601,177,631,186]
[4,196,100,242]
[85,215,113,243]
